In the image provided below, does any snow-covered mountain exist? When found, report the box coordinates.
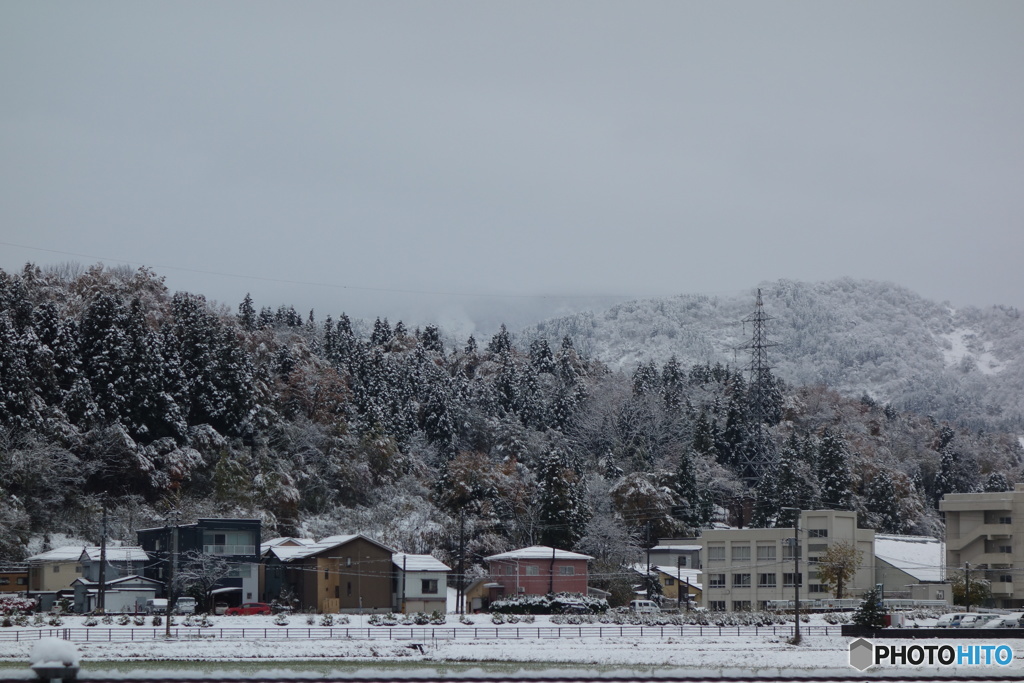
[520,278,1024,433]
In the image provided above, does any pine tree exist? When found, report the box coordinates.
[420,325,444,354]
[852,587,885,629]
[661,355,684,412]
[528,338,556,375]
[537,445,589,549]
[237,294,256,331]
[487,324,512,355]
[864,472,902,533]
[817,428,852,509]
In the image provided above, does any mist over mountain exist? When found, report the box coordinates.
[520,279,1024,434]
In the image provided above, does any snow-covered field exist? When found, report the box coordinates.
[1,614,1022,679]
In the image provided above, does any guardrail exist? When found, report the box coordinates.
[0,624,842,642]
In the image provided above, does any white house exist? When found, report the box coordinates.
[393,553,451,614]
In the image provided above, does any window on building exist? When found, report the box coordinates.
[936,590,944,600]
[999,545,1012,554]
[708,546,725,562]
[757,545,776,561]
[758,573,776,588]
[558,566,575,576]
[782,544,801,560]
[709,601,726,611]
[808,543,828,552]
[52,566,59,573]
[665,577,674,586]
[16,577,26,585]
[421,579,439,594]
[808,584,827,594]
[732,573,751,588]
[709,574,726,588]
[732,545,751,562]
[783,573,802,587]
[999,517,1012,524]
[1000,575,1013,583]
[324,569,328,579]
[808,529,828,538]
[505,566,515,575]
[758,601,771,611]
[0,578,8,585]
[347,582,352,596]
[732,600,751,612]
[525,565,540,576]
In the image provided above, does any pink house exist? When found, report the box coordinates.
[484,546,592,600]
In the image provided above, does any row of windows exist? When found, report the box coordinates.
[708,573,803,589]
[0,577,28,586]
[502,565,576,576]
[708,600,800,612]
[707,545,805,562]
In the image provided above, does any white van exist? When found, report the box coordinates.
[951,613,986,628]
[934,613,956,627]
[629,599,660,614]
[174,597,197,615]
[145,598,168,615]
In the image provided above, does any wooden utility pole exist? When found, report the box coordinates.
[97,502,107,612]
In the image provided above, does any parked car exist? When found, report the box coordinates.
[144,598,168,615]
[173,597,197,615]
[629,599,660,614]
[225,602,272,616]
[950,613,986,628]
[214,602,229,615]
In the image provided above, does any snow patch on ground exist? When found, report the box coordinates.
[939,329,1006,375]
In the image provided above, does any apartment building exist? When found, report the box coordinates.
[698,510,875,611]
[940,483,1024,609]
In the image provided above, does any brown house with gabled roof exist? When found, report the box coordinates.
[261,534,395,613]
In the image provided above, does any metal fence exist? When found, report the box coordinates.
[0,624,841,642]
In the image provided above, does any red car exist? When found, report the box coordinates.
[225,602,272,616]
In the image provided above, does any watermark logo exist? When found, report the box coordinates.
[849,638,1014,670]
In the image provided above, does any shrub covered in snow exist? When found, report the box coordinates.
[151,615,162,626]
[117,615,131,626]
[489,593,608,615]
[273,613,289,626]
[132,615,145,626]
[82,616,98,627]
[319,614,334,626]
[0,595,37,616]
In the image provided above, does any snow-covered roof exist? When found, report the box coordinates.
[485,546,593,562]
[79,547,149,563]
[393,553,451,573]
[874,534,945,583]
[651,544,702,552]
[29,545,150,563]
[27,546,88,562]
[260,537,317,552]
[263,534,395,562]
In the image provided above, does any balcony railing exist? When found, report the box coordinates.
[203,545,256,556]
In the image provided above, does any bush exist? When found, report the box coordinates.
[83,616,98,627]
[306,613,316,625]
[273,614,289,626]
[0,595,37,616]
[459,614,474,626]
[151,615,162,626]
[0,615,12,628]
[47,614,63,626]
[489,593,609,615]
[133,615,146,626]
[101,614,114,625]
[32,614,45,627]
[319,614,334,626]
[117,615,131,626]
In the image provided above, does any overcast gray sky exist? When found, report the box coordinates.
[2,1,1023,331]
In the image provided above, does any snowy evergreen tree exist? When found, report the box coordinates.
[237,293,256,331]
[487,324,512,355]
[537,445,589,549]
[817,428,852,509]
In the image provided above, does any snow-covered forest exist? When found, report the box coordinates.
[1,264,1021,599]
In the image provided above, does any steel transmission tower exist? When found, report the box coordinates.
[737,288,779,485]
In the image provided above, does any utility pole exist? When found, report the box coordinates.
[401,554,407,615]
[165,514,178,638]
[97,501,107,613]
[456,512,466,615]
[549,545,556,595]
[965,562,971,613]
[782,507,801,645]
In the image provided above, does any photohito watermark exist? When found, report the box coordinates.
[849,638,1014,671]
